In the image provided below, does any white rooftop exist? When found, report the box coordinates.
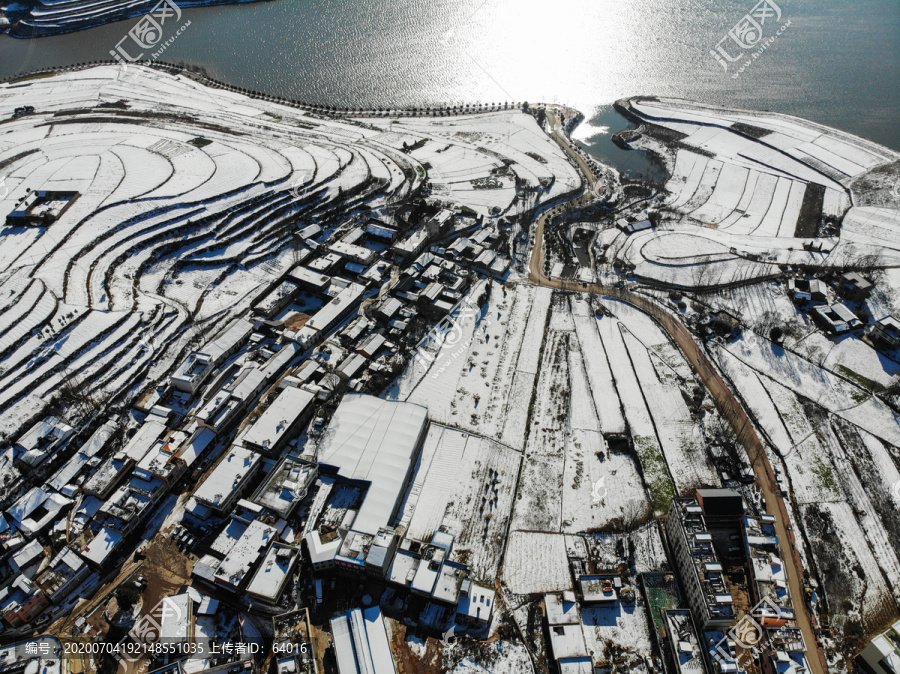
[205,319,254,364]
[457,580,495,622]
[246,543,299,601]
[11,539,44,573]
[84,453,132,496]
[242,387,316,452]
[665,610,704,674]
[432,560,467,603]
[290,265,331,288]
[304,529,343,566]
[330,607,395,674]
[331,240,376,264]
[179,428,217,468]
[210,516,250,557]
[411,558,440,595]
[318,394,428,535]
[357,333,386,356]
[48,420,116,492]
[121,419,167,463]
[80,526,123,566]
[215,519,276,589]
[253,457,317,517]
[338,353,368,378]
[231,367,267,401]
[159,594,191,642]
[135,440,178,481]
[548,623,588,661]
[8,487,72,537]
[194,445,260,508]
[394,224,430,254]
[100,475,164,521]
[386,549,420,587]
[297,282,367,345]
[15,416,73,466]
[545,593,582,626]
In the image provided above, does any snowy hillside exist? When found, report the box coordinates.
[0,65,578,438]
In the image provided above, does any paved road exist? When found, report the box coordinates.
[528,108,828,674]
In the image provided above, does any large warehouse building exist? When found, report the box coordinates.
[331,607,395,674]
[317,394,429,536]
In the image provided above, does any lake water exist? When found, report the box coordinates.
[1,0,898,165]
[571,104,668,183]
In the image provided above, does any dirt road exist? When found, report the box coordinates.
[50,559,144,638]
[527,108,828,674]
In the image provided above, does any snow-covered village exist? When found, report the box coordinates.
[0,58,899,674]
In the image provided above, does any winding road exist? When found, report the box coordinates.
[528,107,828,674]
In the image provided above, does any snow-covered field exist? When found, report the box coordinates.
[387,282,553,451]
[713,332,900,626]
[716,333,900,448]
[393,282,731,625]
[0,66,576,438]
[601,100,900,642]
[605,300,719,492]
[629,97,894,188]
[616,96,900,288]
[398,424,521,581]
[451,641,533,674]
[5,69,900,670]
[368,113,581,216]
[501,531,571,595]
[840,206,900,250]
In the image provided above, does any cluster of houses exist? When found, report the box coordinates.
[660,491,811,674]
[183,391,497,674]
[538,489,813,674]
[189,392,493,616]
[1,187,858,673]
[0,199,515,670]
[0,316,294,629]
[787,271,900,350]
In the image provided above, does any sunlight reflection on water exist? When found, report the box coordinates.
[0,0,897,148]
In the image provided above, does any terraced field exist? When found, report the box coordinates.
[0,65,579,438]
[613,97,900,289]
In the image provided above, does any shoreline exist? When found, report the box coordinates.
[1,60,575,121]
[615,95,899,165]
[0,0,273,39]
